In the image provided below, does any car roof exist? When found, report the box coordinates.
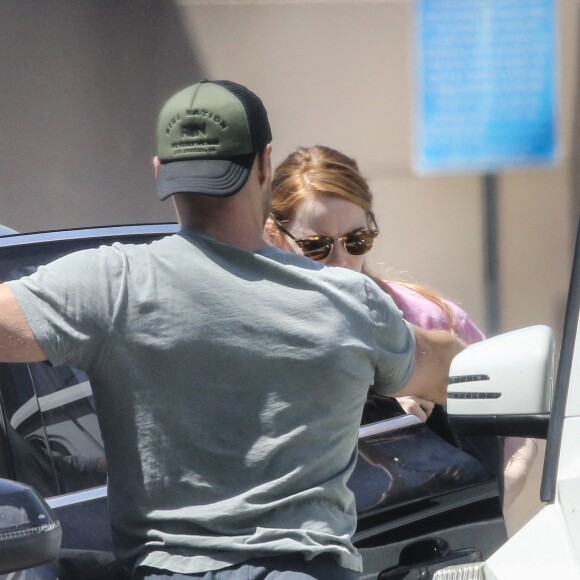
[0,223,179,247]
[0,225,18,236]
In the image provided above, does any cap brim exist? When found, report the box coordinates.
[157,153,255,200]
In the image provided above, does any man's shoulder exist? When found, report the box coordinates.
[264,249,372,288]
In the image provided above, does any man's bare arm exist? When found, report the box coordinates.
[396,325,465,405]
[0,283,47,362]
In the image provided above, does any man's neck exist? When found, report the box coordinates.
[181,221,267,251]
[174,196,267,251]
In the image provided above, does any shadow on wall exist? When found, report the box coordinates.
[0,1,203,233]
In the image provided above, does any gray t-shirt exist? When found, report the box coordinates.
[8,230,414,574]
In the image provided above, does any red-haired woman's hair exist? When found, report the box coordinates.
[270,145,458,332]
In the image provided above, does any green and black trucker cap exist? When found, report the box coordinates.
[156,80,272,199]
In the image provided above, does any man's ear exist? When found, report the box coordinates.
[257,144,272,187]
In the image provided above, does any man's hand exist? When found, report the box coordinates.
[397,326,465,405]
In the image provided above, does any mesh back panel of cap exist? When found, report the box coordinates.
[213,80,272,152]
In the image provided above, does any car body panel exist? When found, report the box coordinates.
[484,504,579,578]
[482,420,580,579]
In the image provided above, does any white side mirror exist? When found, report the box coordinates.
[447,325,554,416]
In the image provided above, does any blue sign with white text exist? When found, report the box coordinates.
[416,0,557,172]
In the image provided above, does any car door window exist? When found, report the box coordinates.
[0,361,106,497]
[0,362,59,497]
[29,362,106,494]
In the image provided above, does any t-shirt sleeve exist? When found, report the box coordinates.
[6,246,124,370]
[363,279,416,396]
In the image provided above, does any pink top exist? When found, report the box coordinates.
[384,281,485,345]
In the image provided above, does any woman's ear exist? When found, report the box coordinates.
[264,217,296,253]
[264,216,280,247]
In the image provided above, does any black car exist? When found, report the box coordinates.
[0,223,554,579]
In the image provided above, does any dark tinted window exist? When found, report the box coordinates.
[0,362,106,496]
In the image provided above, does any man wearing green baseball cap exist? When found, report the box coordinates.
[155,80,273,200]
[0,80,460,579]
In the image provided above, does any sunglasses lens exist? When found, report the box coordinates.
[345,232,375,255]
[299,239,332,261]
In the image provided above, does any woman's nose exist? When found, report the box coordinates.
[324,243,352,268]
